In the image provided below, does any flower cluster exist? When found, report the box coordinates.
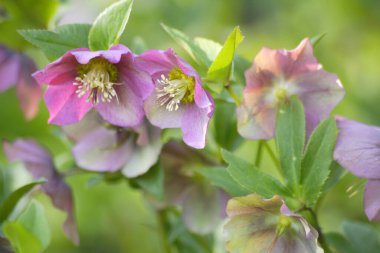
[33,46,214,149]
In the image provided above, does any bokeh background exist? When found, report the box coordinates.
[1,0,380,252]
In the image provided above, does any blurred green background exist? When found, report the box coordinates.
[1,0,380,252]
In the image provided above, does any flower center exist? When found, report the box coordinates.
[276,215,292,236]
[74,58,119,104]
[156,68,195,111]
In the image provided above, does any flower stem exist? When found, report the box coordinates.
[255,140,264,167]
[304,208,332,253]
[262,141,282,175]
[226,85,241,105]
[157,210,172,253]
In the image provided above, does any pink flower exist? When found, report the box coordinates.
[237,38,345,139]
[3,139,79,245]
[33,45,154,127]
[0,45,41,120]
[135,49,214,149]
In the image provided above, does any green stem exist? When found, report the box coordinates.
[157,210,172,253]
[262,142,282,176]
[304,208,332,253]
[226,85,241,105]
[255,141,264,167]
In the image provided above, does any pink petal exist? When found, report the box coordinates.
[297,69,345,135]
[62,111,103,141]
[144,91,184,128]
[44,83,93,125]
[117,54,154,100]
[71,45,131,65]
[33,49,85,85]
[16,54,42,120]
[96,84,145,127]
[237,88,277,140]
[135,48,177,75]
[3,139,79,245]
[334,117,380,179]
[364,180,380,221]
[72,128,133,172]
[181,104,212,149]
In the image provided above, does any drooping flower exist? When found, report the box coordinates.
[33,45,154,127]
[135,48,214,149]
[3,139,79,245]
[63,112,162,177]
[224,194,322,253]
[334,117,380,221]
[0,45,41,120]
[237,38,345,139]
[153,141,227,234]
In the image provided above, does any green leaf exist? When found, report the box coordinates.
[0,180,46,225]
[343,221,380,253]
[300,117,336,207]
[3,200,50,253]
[323,161,344,192]
[195,166,249,197]
[19,24,92,60]
[213,101,242,151]
[193,37,222,63]
[134,162,164,200]
[276,96,305,194]
[222,150,290,198]
[206,27,244,93]
[310,33,326,48]
[88,0,133,51]
[325,232,355,253]
[161,23,211,68]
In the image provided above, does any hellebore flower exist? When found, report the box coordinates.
[156,141,227,234]
[135,48,214,149]
[0,45,41,120]
[33,45,153,127]
[334,117,380,221]
[224,194,322,253]
[237,38,345,139]
[64,112,162,177]
[3,139,79,245]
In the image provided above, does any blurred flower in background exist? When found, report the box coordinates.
[0,45,41,120]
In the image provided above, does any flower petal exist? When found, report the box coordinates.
[72,127,133,172]
[122,124,162,177]
[144,91,184,128]
[334,117,380,179]
[296,69,345,135]
[71,45,131,64]
[96,84,145,127]
[181,104,212,149]
[32,49,85,85]
[3,139,79,245]
[62,111,103,141]
[118,54,154,100]
[44,83,93,125]
[364,180,380,221]
[182,184,223,234]
[16,54,42,120]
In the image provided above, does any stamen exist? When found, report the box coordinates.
[74,58,120,104]
[156,68,195,111]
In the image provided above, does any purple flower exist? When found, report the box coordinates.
[237,38,345,139]
[334,117,380,221]
[3,139,79,245]
[33,45,154,127]
[64,112,162,177]
[156,141,227,234]
[135,49,214,149]
[0,45,41,120]
[224,194,321,253]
